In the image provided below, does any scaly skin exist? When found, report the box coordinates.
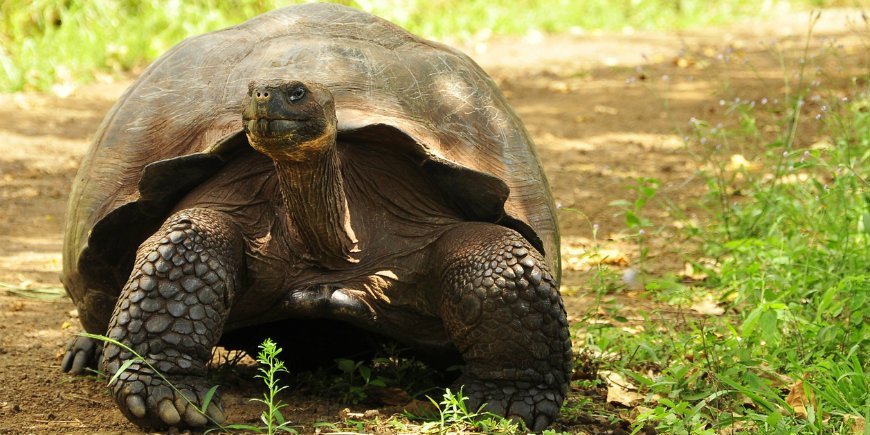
[99,208,244,429]
[434,223,572,432]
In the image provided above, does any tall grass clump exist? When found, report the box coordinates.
[0,0,844,93]
[697,83,869,429]
[579,17,869,434]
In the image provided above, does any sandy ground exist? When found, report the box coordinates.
[0,9,866,434]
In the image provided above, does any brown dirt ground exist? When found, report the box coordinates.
[0,9,867,435]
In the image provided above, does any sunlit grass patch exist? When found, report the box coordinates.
[0,0,844,93]
[569,14,869,434]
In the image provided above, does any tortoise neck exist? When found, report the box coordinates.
[273,143,359,269]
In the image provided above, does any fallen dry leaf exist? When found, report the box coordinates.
[690,295,725,315]
[785,380,816,419]
[594,105,619,115]
[843,414,865,434]
[680,262,708,282]
[727,154,756,171]
[756,362,793,388]
[561,246,630,271]
[673,56,694,68]
[607,384,644,407]
[601,370,643,407]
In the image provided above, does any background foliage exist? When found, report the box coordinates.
[0,0,859,92]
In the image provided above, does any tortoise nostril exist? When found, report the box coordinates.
[253,88,271,100]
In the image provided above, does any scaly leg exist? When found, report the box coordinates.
[100,208,244,429]
[433,223,571,431]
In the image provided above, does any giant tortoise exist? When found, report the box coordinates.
[61,3,570,431]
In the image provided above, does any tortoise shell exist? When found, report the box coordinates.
[62,3,559,332]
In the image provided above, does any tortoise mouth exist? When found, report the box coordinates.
[244,118,305,138]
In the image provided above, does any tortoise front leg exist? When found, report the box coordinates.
[100,208,244,429]
[433,223,572,432]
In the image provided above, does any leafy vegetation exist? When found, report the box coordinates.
[411,387,522,434]
[0,0,849,92]
[574,15,869,434]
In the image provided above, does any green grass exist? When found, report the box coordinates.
[0,0,849,93]
[575,15,869,434]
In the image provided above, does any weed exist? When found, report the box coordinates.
[333,357,388,404]
[223,338,299,434]
[610,176,662,286]
[410,387,520,434]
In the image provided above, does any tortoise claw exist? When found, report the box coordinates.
[108,362,223,429]
[459,378,563,433]
[61,335,101,375]
[157,399,180,425]
[127,395,147,418]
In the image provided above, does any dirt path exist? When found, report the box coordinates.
[0,10,866,434]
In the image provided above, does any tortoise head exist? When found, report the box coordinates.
[242,79,337,161]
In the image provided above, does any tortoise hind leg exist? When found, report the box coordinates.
[432,223,572,432]
[100,208,244,429]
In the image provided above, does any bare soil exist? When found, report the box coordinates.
[0,10,866,434]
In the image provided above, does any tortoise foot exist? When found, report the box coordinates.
[61,335,102,375]
[457,377,562,432]
[99,208,243,429]
[110,361,225,429]
[435,223,572,432]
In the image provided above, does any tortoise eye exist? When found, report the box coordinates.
[289,87,306,102]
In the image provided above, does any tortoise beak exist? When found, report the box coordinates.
[245,118,303,139]
[242,84,305,139]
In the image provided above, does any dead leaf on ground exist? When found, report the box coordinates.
[757,363,793,388]
[593,105,619,115]
[680,262,708,282]
[785,380,816,419]
[843,414,865,434]
[561,246,630,271]
[601,370,643,407]
[727,154,757,171]
[597,248,630,266]
[690,295,725,315]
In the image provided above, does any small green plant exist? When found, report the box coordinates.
[412,387,520,434]
[296,344,438,405]
[333,357,388,404]
[631,397,718,435]
[609,176,662,285]
[224,338,298,434]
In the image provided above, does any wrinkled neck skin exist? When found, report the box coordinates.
[272,135,360,269]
